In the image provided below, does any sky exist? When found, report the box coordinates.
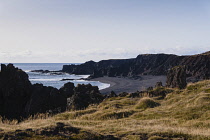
[1,0,210,63]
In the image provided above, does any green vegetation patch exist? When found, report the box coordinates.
[187,81,210,91]
[98,97,137,110]
[135,98,160,109]
[95,110,135,120]
[204,88,210,93]
[194,94,210,105]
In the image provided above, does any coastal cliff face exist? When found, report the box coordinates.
[62,52,210,80]
[0,64,103,119]
[180,53,210,81]
[166,66,187,89]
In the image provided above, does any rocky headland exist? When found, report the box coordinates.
[62,51,210,82]
[28,52,210,95]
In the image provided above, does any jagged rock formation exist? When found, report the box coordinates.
[166,66,187,89]
[0,64,104,119]
[67,84,104,110]
[25,84,68,116]
[62,52,210,81]
[59,82,75,98]
[0,64,32,119]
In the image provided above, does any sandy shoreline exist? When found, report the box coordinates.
[90,75,166,94]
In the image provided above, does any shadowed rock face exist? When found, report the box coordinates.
[0,64,32,119]
[0,64,104,119]
[181,54,210,81]
[24,84,68,115]
[0,64,71,119]
[62,52,210,81]
[62,61,96,74]
[166,66,187,89]
[59,82,75,98]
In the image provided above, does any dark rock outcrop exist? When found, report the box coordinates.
[25,84,68,115]
[0,64,32,119]
[166,66,187,89]
[31,70,63,75]
[128,92,141,98]
[105,91,118,98]
[62,60,96,75]
[62,52,210,81]
[155,82,163,88]
[0,64,104,119]
[67,84,104,110]
[59,82,75,98]
[31,70,50,73]
[118,92,129,97]
[146,87,153,91]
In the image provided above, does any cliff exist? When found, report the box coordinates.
[62,51,210,81]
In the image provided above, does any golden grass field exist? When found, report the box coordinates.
[1,80,210,139]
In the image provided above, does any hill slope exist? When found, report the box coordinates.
[1,80,210,139]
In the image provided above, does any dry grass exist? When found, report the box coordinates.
[135,97,160,109]
[2,80,210,139]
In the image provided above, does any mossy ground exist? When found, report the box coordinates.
[1,80,210,139]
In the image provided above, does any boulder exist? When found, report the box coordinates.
[166,66,187,89]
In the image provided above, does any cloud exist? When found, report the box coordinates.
[71,45,210,62]
[0,45,209,63]
[0,50,32,62]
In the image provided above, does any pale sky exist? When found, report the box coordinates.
[1,0,210,63]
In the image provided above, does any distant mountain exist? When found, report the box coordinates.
[62,51,210,81]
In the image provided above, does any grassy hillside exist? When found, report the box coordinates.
[1,80,210,139]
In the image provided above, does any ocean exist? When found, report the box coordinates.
[5,63,110,90]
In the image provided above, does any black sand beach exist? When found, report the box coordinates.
[90,75,167,94]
